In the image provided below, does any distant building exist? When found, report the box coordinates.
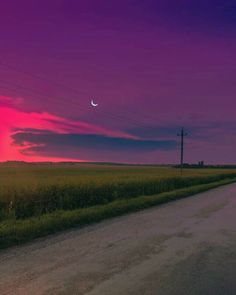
[198,161,204,167]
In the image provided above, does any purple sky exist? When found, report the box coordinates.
[0,0,236,164]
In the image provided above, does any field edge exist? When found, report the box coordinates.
[1,177,236,250]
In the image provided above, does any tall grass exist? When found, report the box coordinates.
[1,177,236,250]
[0,164,236,220]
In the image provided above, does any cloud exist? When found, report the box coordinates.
[12,130,177,161]
[0,95,23,107]
[0,97,134,162]
[0,96,177,162]
[127,126,179,139]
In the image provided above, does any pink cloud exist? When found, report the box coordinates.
[0,95,134,162]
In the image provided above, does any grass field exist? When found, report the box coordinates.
[0,162,236,249]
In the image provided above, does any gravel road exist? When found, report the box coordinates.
[0,183,236,295]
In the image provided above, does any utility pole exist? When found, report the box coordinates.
[177,127,188,174]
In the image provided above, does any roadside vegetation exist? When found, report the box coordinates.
[0,163,236,249]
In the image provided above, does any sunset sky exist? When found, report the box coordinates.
[1,1,236,164]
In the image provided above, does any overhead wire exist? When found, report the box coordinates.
[0,78,149,129]
[0,61,157,127]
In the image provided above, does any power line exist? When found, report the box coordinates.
[0,61,159,125]
[0,78,151,129]
[177,127,188,174]
[0,62,184,164]
[0,61,88,97]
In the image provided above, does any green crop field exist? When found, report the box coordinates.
[0,162,236,249]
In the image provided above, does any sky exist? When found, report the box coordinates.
[0,0,236,164]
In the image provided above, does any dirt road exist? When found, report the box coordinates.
[0,183,236,295]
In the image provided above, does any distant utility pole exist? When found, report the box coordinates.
[177,127,188,174]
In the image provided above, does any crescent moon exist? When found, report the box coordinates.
[91,99,98,107]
